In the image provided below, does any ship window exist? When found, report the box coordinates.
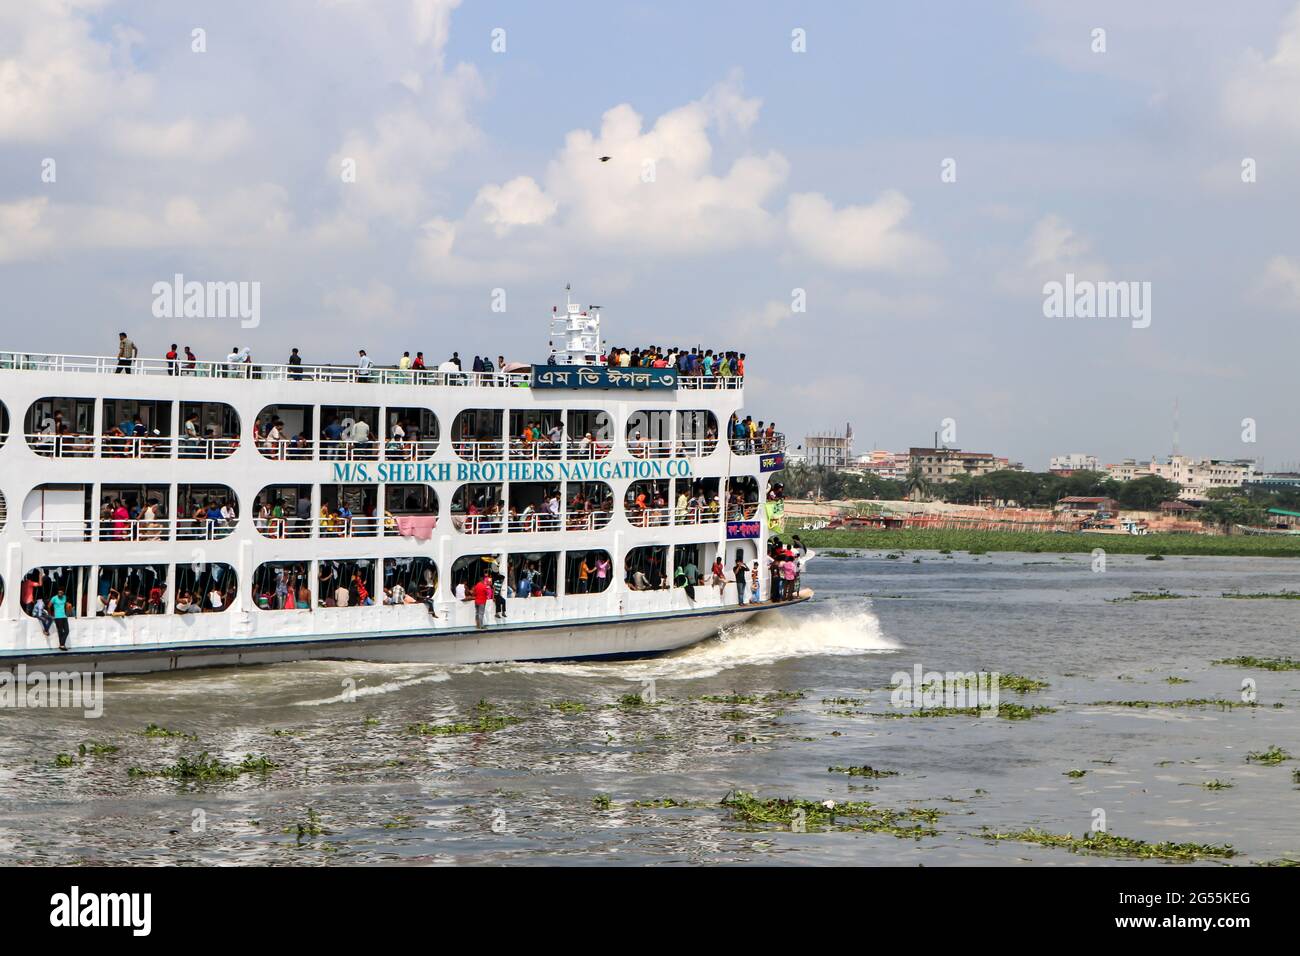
[672,544,707,587]
[179,401,239,459]
[94,564,169,616]
[508,552,557,598]
[23,484,93,542]
[450,554,498,594]
[254,484,313,539]
[101,399,173,458]
[564,482,613,531]
[320,406,379,461]
[21,566,91,619]
[451,483,504,534]
[321,484,380,537]
[252,562,311,611]
[175,563,237,614]
[508,409,563,460]
[317,559,375,608]
[384,407,440,460]
[177,485,238,540]
[564,550,612,595]
[382,557,439,605]
[452,409,504,460]
[507,482,562,532]
[0,400,8,448]
[675,410,718,457]
[626,409,672,458]
[674,477,721,526]
[25,398,95,458]
[625,480,671,528]
[565,410,614,456]
[726,477,760,520]
[625,546,668,590]
[98,485,169,541]
[255,404,314,461]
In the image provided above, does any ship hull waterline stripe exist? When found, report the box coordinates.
[0,593,812,674]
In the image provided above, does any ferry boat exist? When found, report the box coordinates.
[0,288,808,674]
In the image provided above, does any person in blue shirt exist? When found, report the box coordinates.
[50,587,71,649]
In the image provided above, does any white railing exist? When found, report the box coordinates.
[317,440,381,462]
[99,435,175,459]
[382,439,440,461]
[24,433,96,458]
[626,437,719,459]
[0,351,531,388]
[27,433,236,459]
[255,439,316,461]
[453,511,611,534]
[0,350,748,389]
[452,439,506,461]
[24,517,172,542]
[176,437,238,459]
[728,434,787,455]
[175,519,237,541]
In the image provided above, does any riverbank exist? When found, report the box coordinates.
[797,528,1300,557]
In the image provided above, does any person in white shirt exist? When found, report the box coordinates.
[226,347,241,378]
[454,581,466,600]
[352,419,371,442]
[208,587,223,610]
[357,350,374,381]
[335,585,350,607]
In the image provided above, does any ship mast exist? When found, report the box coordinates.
[548,282,603,365]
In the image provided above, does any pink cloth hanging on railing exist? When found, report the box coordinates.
[395,515,438,540]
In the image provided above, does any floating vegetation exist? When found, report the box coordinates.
[362,715,380,726]
[53,753,75,768]
[869,702,1056,720]
[828,765,898,778]
[615,693,656,709]
[284,808,326,841]
[270,729,301,737]
[698,693,759,704]
[884,552,902,560]
[1221,590,1300,600]
[1257,858,1300,867]
[1213,656,1300,672]
[1063,769,1086,779]
[630,797,691,808]
[983,827,1236,861]
[1145,554,1165,561]
[1089,698,1254,710]
[720,791,940,839]
[129,752,278,781]
[406,714,521,736]
[591,794,612,811]
[547,700,587,714]
[821,550,855,558]
[1164,676,1191,684]
[141,723,195,739]
[78,741,119,757]
[1107,589,1192,603]
[717,709,748,721]
[1245,745,1292,765]
[1201,779,1234,790]
[381,815,414,829]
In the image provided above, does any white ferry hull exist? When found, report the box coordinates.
[1,595,809,675]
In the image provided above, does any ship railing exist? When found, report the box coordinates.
[381,439,440,461]
[175,519,236,541]
[728,433,787,455]
[726,504,760,521]
[453,511,611,534]
[23,517,172,542]
[315,515,383,538]
[255,438,316,461]
[627,506,673,528]
[674,507,721,526]
[317,440,381,462]
[98,435,175,459]
[24,433,96,458]
[0,351,531,388]
[626,438,718,459]
[453,439,506,461]
[502,440,618,461]
[677,375,744,390]
[176,437,239,459]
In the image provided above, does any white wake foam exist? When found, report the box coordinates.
[292,670,451,706]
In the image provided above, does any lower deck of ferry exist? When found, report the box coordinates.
[0,591,812,675]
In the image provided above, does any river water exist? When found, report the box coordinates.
[2,550,1297,865]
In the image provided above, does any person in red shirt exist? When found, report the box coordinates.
[166,344,179,376]
[472,574,492,629]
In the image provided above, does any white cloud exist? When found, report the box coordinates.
[786,190,940,272]
[0,197,55,262]
[473,176,558,233]
[111,116,252,161]
[1259,255,1300,308]
[1224,4,1300,135]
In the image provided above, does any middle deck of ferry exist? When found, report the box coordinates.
[3,295,791,657]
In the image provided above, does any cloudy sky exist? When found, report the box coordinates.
[3,0,1299,470]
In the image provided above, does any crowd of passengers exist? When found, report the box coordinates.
[109,332,749,383]
[94,495,237,540]
[727,414,782,454]
[623,485,758,527]
[458,487,615,534]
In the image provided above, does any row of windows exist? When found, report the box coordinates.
[6,398,755,461]
[10,543,731,618]
[18,478,761,542]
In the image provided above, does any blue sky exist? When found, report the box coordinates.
[3,0,1300,469]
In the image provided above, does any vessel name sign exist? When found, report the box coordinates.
[331,459,694,483]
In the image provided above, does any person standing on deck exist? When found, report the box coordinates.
[166,344,178,375]
[711,556,727,597]
[733,553,749,605]
[50,587,71,649]
[116,332,137,373]
[491,568,507,619]
[473,574,492,629]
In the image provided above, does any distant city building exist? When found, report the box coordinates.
[1049,453,1100,475]
[1245,472,1300,492]
[1055,496,1120,514]
[853,449,910,480]
[909,447,1005,484]
[1105,455,1258,501]
[805,425,854,469]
